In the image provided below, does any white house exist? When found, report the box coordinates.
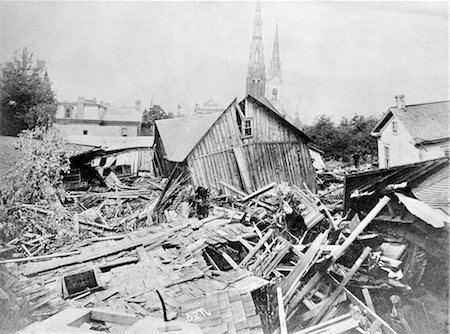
[54,97,142,137]
[371,95,449,168]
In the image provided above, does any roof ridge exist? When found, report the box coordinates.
[390,100,450,109]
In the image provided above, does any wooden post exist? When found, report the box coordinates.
[277,287,288,334]
[331,196,390,262]
[241,182,276,202]
[309,247,372,326]
[239,229,274,266]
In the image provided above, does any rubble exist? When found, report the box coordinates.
[0,170,448,334]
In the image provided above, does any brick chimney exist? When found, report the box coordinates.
[395,95,405,110]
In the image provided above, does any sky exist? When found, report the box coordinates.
[1,1,448,125]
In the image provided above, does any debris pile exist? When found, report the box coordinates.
[0,175,448,334]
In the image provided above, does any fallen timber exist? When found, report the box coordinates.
[1,177,446,334]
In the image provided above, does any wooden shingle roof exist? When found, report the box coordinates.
[372,100,449,144]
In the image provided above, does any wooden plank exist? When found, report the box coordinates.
[328,276,398,334]
[261,241,290,277]
[239,229,274,267]
[331,196,390,262]
[221,252,239,270]
[22,232,166,276]
[277,287,288,334]
[90,308,139,326]
[293,313,358,334]
[286,271,322,321]
[233,146,253,193]
[309,247,372,326]
[362,288,375,312]
[219,180,247,197]
[282,231,328,298]
[0,250,80,264]
[241,182,276,202]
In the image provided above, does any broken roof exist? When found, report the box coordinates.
[372,100,450,144]
[155,108,227,162]
[344,157,449,212]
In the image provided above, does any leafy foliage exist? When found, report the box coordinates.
[302,114,378,162]
[0,128,74,241]
[0,48,57,135]
[141,104,173,135]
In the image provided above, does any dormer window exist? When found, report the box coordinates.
[241,118,253,138]
[392,121,398,134]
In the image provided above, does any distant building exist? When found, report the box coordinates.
[54,97,142,137]
[371,95,449,168]
[194,98,223,114]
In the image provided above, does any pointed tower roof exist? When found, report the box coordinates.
[253,0,262,39]
[246,0,266,97]
[269,24,282,80]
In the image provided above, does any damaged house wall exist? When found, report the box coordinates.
[154,95,316,194]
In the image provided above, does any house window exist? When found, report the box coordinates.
[384,146,390,168]
[241,118,253,138]
[83,130,88,135]
[65,107,71,118]
[121,128,128,137]
[392,121,398,134]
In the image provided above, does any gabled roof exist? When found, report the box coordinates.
[156,95,313,163]
[155,110,226,162]
[246,95,313,143]
[372,101,449,144]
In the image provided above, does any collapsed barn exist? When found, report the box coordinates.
[153,96,317,194]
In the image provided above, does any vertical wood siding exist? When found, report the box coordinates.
[183,100,317,194]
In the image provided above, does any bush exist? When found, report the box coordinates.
[0,127,75,241]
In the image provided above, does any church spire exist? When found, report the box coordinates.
[269,23,281,80]
[246,0,265,97]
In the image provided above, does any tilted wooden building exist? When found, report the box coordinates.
[154,95,317,193]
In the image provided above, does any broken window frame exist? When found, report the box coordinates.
[241,117,254,138]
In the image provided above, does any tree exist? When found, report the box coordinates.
[141,104,173,135]
[303,114,379,163]
[302,115,340,159]
[0,48,57,135]
[337,115,378,160]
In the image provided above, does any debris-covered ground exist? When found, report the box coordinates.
[0,170,448,334]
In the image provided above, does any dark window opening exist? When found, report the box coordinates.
[242,118,253,138]
[83,130,88,135]
[65,107,71,118]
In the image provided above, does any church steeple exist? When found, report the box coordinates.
[269,24,281,80]
[265,24,283,112]
[246,0,265,97]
